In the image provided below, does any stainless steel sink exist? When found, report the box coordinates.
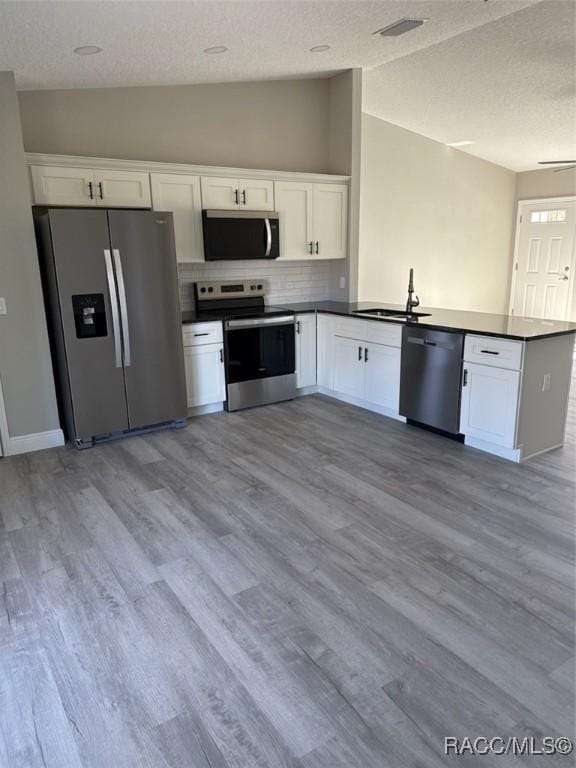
[353,308,431,319]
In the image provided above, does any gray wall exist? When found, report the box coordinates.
[0,71,60,438]
[19,79,331,173]
[516,168,576,201]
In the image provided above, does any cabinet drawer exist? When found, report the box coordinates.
[333,317,366,341]
[363,321,402,348]
[464,335,524,371]
[182,322,223,347]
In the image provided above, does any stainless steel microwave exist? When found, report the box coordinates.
[202,209,280,261]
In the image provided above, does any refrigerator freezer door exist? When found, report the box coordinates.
[46,209,130,440]
[107,210,187,429]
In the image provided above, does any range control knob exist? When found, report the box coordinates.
[208,287,214,293]
[200,287,206,293]
[250,284,256,290]
[257,284,263,290]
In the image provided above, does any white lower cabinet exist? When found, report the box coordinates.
[183,345,226,408]
[460,362,520,448]
[363,343,401,411]
[182,323,225,409]
[295,314,317,388]
[333,336,365,399]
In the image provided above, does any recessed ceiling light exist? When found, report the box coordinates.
[447,141,475,147]
[204,46,228,54]
[310,45,331,53]
[73,46,103,55]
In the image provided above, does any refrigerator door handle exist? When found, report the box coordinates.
[112,248,131,367]
[103,249,123,368]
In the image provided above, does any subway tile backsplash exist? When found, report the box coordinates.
[178,261,331,310]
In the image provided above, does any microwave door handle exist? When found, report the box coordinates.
[112,248,131,367]
[264,218,272,258]
[103,249,122,367]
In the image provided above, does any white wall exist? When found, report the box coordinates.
[18,79,331,173]
[516,168,576,201]
[358,114,516,313]
[0,71,60,439]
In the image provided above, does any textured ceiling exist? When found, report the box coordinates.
[0,0,538,90]
[364,0,576,171]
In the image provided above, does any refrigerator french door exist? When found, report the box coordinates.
[35,207,187,447]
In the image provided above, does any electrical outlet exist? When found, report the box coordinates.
[339,276,346,290]
[542,373,551,392]
[0,298,6,315]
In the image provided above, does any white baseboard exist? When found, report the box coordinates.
[5,428,65,456]
[187,402,224,417]
[464,435,521,463]
[316,386,406,421]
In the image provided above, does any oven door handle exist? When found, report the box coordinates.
[225,315,294,330]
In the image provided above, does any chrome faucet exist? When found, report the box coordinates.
[405,268,420,314]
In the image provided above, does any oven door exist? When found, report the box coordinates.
[224,315,296,410]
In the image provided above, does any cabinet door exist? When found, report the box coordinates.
[317,314,335,388]
[201,176,239,209]
[151,173,204,263]
[312,183,348,260]
[184,344,226,407]
[275,181,314,260]
[240,179,274,211]
[295,314,317,388]
[460,363,520,447]
[364,343,401,412]
[333,336,364,399]
[30,165,96,206]
[94,169,151,208]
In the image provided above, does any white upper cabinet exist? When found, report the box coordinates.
[295,314,317,389]
[30,165,96,206]
[275,180,348,260]
[94,169,151,208]
[201,176,274,210]
[151,173,204,263]
[30,165,151,208]
[313,183,348,260]
[460,362,520,448]
[200,176,239,210]
[275,181,314,260]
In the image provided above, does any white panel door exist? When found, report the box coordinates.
[240,179,275,211]
[295,314,317,388]
[333,335,364,399]
[364,343,401,412]
[275,181,314,260]
[151,173,204,263]
[511,199,576,320]
[317,314,335,388]
[312,183,348,260]
[30,165,96,206]
[184,344,226,407]
[460,362,520,448]
[201,177,239,209]
[94,169,151,208]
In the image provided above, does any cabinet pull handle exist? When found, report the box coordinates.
[358,345,362,361]
[98,182,104,199]
[88,181,94,200]
[242,190,246,205]
[234,189,239,205]
[220,348,224,363]
[463,369,468,387]
[296,321,301,334]
[480,349,499,355]
[315,241,319,254]
[364,347,368,363]
[308,241,314,254]
[194,332,209,337]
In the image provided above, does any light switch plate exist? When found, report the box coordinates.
[0,298,6,315]
[339,276,346,290]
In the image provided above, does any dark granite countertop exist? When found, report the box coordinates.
[272,301,576,341]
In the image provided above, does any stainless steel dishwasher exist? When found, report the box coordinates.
[399,326,464,434]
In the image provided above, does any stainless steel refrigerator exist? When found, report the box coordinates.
[34,207,187,448]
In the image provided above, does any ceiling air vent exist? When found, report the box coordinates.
[374,18,427,37]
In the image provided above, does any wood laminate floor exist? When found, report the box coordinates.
[1,386,574,767]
